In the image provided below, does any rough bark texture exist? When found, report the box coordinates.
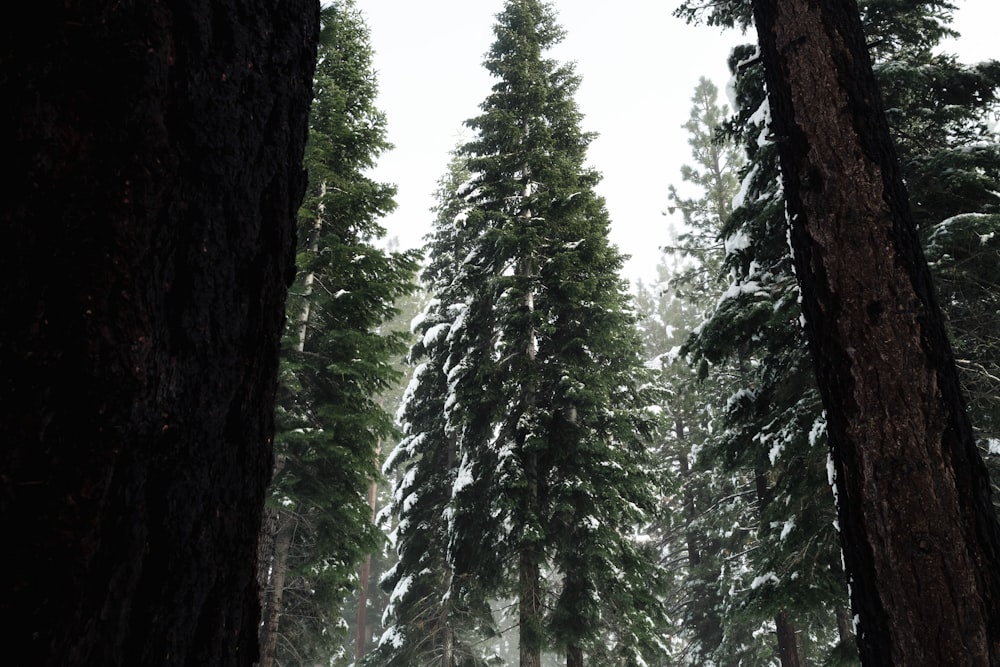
[750,0,1000,663]
[0,1,318,665]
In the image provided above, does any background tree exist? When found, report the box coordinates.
[0,1,318,665]
[436,2,670,665]
[372,154,501,667]
[258,3,418,665]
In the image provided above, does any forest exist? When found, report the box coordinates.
[1,0,998,666]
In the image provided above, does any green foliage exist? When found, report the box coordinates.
[666,1,1000,665]
[378,2,669,664]
[265,2,418,664]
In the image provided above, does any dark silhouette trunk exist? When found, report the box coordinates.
[519,459,542,667]
[750,0,1000,662]
[0,2,318,665]
[566,645,584,667]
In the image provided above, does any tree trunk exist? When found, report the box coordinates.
[0,2,318,665]
[750,0,1000,663]
[774,611,802,667]
[753,468,803,667]
[355,477,379,661]
[259,513,294,667]
[676,419,701,568]
[519,544,542,667]
[566,645,584,667]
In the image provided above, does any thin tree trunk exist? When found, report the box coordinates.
[296,182,326,352]
[750,0,1000,663]
[754,468,804,667]
[774,611,802,667]
[519,543,542,667]
[835,606,854,651]
[355,474,379,661]
[0,2,318,665]
[441,616,455,667]
[676,419,701,568]
[259,513,294,667]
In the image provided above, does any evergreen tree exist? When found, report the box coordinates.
[371,154,501,667]
[382,3,670,665]
[747,0,1000,659]
[259,3,418,665]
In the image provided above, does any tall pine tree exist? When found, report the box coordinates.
[382,3,669,665]
[259,3,418,665]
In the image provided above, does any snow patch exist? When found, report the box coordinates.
[750,572,779,589]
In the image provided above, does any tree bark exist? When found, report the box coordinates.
[566,645,584,667]
[774,611,802,667]
[0,2,318,665]
[750,0,1000,663]
[259,513,294,667]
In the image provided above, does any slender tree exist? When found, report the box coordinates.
[0,2,318,665]
[372,154,500,667]
[259,2,418,664]
[441,2,669,665]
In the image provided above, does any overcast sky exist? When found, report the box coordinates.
[362,0,996,286]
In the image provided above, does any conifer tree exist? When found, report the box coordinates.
[384,3,669,665]
[259,3,418,664]
[371,154,501,667]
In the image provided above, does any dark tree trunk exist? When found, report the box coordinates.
[753,468,804,667]
[774,611,802,667]
[519,516,542,667]
[750,0,1000,663]
[0,2,318,666]
[566,645,584,667]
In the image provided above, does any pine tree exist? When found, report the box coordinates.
[748,0,1000,659]
[371,154,501,667]
[259,3,418,665]
[380,3,670,665]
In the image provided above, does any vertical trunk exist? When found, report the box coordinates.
[754,469,804,667]
[441,616,455,667]
[296,183,326,352]
[566,645,584,667]
[0,2,318,665]
[774,611,802,667]
[676,419,701,568]
[354,476,379,661]
[750,0,1000,663]
[519,543,542,667]
[259,514,294,667]
[835,606,854,649]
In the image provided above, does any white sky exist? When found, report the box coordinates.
[362,0,997,286]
